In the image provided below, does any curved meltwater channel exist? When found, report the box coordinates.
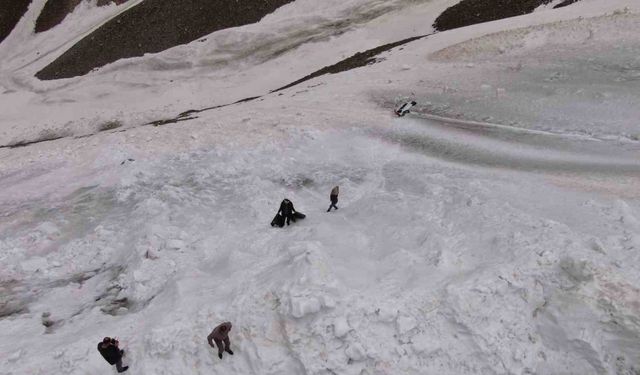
[381,114,640,176]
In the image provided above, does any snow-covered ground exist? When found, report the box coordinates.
[1,0,640,374]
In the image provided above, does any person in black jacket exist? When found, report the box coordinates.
[327,186,339,212]
[97,337,128,373]
[278,199,297,226]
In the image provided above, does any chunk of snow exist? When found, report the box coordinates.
[396,314,417,334]
[321,295,336,308]
[333,316,351,338]
[166,239,185,250]
[377,306,397,322]
[8,350,23,363]
[291,297,322,318]
[345,342,366,361]
[411,333,439,354]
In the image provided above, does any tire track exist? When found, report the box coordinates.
[379,114,640,176]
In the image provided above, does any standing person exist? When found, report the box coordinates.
[278,199,297,226]
[97,337,129,373]
[207,322,234,359]
[327,186,339,212]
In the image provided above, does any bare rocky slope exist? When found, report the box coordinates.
[35,0,294,80]
[32,0,585,81]
[35,0,130,33]
[434,0,581,31]
[0,0,31,43]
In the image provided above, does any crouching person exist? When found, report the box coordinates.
[278,199,297,226]
[97,337,128,373]
[207,322,234,359]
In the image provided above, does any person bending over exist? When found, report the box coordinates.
[97,337,128,373]
[278,199,297,226]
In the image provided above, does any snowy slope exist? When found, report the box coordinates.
[1,0,640,374]
[0,0,454,146]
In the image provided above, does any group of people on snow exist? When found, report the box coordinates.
[98,100,418,371]
[96,101,422,372]
[98,185,342,371]
[99,322,234,372]
[271,185,340,227]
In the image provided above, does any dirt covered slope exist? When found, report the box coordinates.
[434,0,581,31]
[35,0,294,80]
[0,0,32,43]
[35,0,130,33]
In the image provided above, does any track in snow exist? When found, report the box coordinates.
[381,113,640,176]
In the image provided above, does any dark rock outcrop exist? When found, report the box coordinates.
[35,0,130,34]
[274,35,429,92]
[0,0,32,43]
[434,0,566,31]
[96,0,130,5]
[35,0,82,33]
[36,0,294,80]
[554,0,580,9]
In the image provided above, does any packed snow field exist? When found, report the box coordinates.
[1,0,640,374]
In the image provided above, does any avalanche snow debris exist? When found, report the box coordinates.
[1,1,640,374]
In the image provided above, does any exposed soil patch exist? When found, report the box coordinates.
[148,95,261,126]
[35,0,82,33]
[274,35,430,92]
[97,119,123,132]
[36,0,130,33]
[0,280,31,318]
[433,0,582,31]
[1,135,65,149]
[0,96,261,149]
[149,35,435,123]
[0,0,31,43]
[149,116,199,127]
[36,0,294,80]
[554,0,580,9]
[1,128,70,149]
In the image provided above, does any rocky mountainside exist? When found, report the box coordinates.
[35,0,294,80]
[1,0,583,80]
[35,0,129,33]
[434,0,581,31]
[0,0,31,43]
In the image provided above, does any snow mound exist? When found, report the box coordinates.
[430,11,640,62]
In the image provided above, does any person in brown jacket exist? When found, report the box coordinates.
[327,186,339,212]
[207,322,234,359]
